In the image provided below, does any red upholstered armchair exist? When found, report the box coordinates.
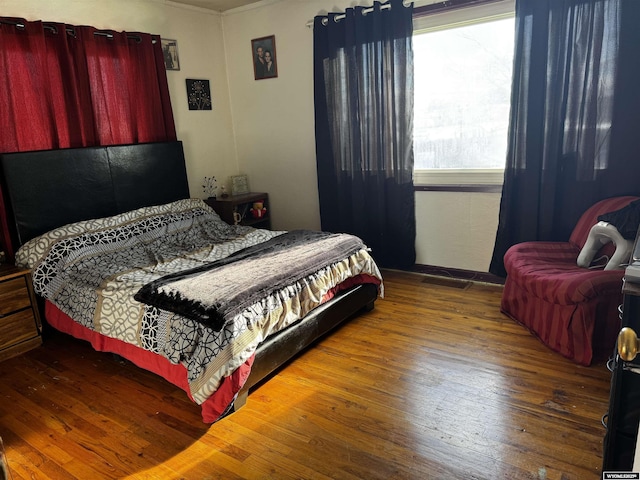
[501,196,640,366]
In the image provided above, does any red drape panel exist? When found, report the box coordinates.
[0,17,177,259]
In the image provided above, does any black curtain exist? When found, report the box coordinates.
[490,0,640,277]
[313,0,415,269]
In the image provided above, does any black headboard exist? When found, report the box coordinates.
[0,141,190,247]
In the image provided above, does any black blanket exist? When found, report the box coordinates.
[134,230,366,331]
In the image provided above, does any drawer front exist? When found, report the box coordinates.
[0,277,31,317]
[0,309,39,350]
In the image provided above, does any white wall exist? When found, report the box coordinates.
[2,0,239,200]
[415,191,500,271]
[222,0,334,231]
[222,0,500,271]
[2,0,501,272]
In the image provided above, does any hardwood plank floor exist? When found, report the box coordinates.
[0,270,612,479]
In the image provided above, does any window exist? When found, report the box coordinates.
[413,1,515,187]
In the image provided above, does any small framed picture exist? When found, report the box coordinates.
[251,35,277,80]
[161,38,180,71]
[186,79,212,110]
[231,175,250,195]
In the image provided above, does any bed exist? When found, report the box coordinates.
[0,141,382,423]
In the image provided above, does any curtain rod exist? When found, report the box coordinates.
[306,0,504,28]
[413,0,506,18]
[306,1,398,28]
[0,19,152,43]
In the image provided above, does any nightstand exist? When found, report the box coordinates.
[205,192,271,229]
[0,265,42,362]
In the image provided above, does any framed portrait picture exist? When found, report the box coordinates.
[161,38,180,71]
[231,175,250,195]
[251,35,277,80]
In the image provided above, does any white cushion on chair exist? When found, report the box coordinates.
[577,221,633,270]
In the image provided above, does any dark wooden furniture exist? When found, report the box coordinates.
[0,264,42,362]
[205,192,270,229]
[0,141,377,420]
[602,275,640,471]
[602,219,640,471]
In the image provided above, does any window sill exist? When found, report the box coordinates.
[414,184,502,193]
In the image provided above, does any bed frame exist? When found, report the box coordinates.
[0,141,377,414]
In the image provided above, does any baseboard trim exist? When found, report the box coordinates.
[412,264,505,285]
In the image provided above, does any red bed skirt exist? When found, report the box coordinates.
[45,301,253,423]
[44,273,380,423]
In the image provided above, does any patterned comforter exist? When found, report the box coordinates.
[15,199,383,405]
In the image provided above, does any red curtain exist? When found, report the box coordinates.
[0,17,177,258]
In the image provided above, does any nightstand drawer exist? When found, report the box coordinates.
[0,309,38,350]
[0,266,42,362]
[0,277,31,316]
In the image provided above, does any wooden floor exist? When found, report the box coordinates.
[0,270,613,479]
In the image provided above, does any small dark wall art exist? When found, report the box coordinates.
[251,35,278,80]
[186,79,212,110]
